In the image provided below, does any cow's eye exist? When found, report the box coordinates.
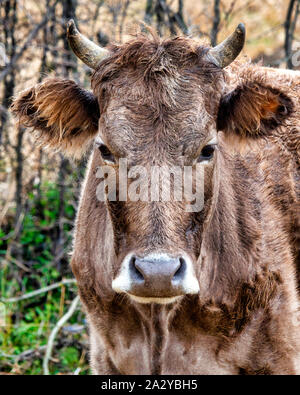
[98,144,115,163]
[198,144,216,162]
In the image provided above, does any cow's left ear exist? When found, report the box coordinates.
[217,82,293,137]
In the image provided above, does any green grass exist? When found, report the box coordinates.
[0,180,90,375]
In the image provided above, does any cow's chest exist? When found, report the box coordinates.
[104,325,237,374]
[97,306,238,375]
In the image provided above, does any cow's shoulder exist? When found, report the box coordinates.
[226,61,300,91]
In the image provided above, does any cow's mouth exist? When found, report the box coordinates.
[128,294,182,305]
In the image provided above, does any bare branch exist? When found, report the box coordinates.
[1,279,77,303]
[43,295,80,375]
[1,346,47,361]
[0,0,59,82]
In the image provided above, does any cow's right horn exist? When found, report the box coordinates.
[207,23,246,68]
[67,19,109,69]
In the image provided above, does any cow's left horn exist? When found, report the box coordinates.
[207,23,246,68]
[67,19,109,69]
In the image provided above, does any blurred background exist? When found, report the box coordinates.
[0,0,299,375]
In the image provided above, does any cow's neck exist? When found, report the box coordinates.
[199,147,266,304]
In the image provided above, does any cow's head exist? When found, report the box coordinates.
[11,21,293,304]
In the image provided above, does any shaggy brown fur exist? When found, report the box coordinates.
[11,78,99,158]
[217,83,294,136]
[12,33,300,375]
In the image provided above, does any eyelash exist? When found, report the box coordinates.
[197,144,216,162]
[98,144,115,163]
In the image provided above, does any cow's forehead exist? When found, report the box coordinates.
[92,49,224,158]
[98,95,217,159]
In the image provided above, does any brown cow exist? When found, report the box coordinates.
[12,21,300,374]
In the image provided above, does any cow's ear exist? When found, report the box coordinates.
[217,83,293,137]
[11,78,100,158]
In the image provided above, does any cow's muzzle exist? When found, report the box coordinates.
[112,252,200,304]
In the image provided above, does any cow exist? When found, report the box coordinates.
[11,20,300,375]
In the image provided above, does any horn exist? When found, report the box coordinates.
[67,19,109,69]
[207,23,246,68]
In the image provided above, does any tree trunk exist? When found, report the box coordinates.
[0,0,17,146]
[284,0,300,69]
[211,0,221,46]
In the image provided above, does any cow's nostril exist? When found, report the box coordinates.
[129,256,144,282]
[173,257,186,281]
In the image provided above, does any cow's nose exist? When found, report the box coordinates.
[130,255,183,289]
[112,253,200,302]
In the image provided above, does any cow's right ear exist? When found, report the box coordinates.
[217,82,293,138]
[11,78,100,158]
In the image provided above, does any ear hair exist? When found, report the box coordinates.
[217,83,293,137]
[11,78,100,158]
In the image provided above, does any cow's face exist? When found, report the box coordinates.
[12,22,293,304]
[90,48,225,303]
